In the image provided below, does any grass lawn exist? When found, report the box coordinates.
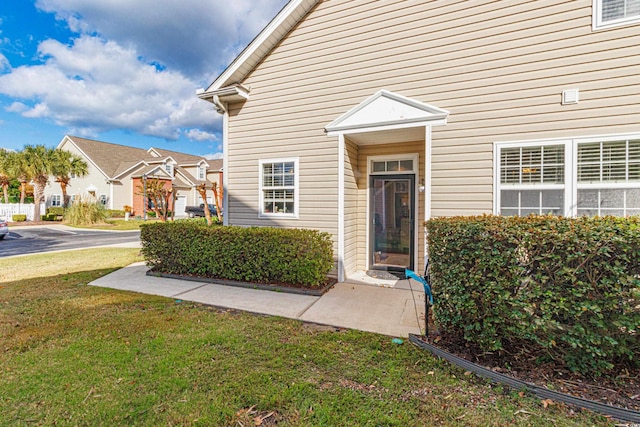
[0,249,612,426]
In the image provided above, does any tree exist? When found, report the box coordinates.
[0,149,10,203]
[196,183,213,225]
[20,145,58,221]
[211,182,223,222]
[4,150,30,204]
[137,178,173,222]
[52,150,89,207]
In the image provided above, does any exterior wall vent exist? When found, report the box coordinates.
[562,89,579,105]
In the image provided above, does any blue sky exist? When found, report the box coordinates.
[0,0,287,158]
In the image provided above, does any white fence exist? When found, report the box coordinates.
[0,203,46,221]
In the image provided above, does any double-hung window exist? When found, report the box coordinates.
[259,158,298,218]
[198,165,206,180]
[576,139,640,216]
[498,144,566,216]
[496,135,640,217]
[51,194,62,207]
[594,0,640,29]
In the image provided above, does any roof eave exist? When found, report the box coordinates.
[197,84,250,106]
[199,0,319,100]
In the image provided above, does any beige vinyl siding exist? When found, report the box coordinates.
[343,139,359,276]
[224,0,639,269]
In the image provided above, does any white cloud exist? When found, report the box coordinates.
[204,152,223,160]
[185,128,218,142]
[0,0,287,144]
[34,0,288,81]
[0,35,220,140]
[5,102,28,113]
[0,52,9,72]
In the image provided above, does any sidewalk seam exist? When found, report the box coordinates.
[294,295,322,319]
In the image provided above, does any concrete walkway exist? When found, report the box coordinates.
[90,263,427,337]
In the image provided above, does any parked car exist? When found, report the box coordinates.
[184,204,217,218]
[0,218,8,240]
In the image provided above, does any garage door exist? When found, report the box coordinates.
[174,196,187,217]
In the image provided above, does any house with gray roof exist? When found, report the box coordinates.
[43,135,222,217]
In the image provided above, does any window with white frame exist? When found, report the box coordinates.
[51,194,62,207]
[594,0,640,29]
[198,165,206,180]
[499,144,565,216]
[576,139,640,216]
[259,158,298,217]
[496,136,640,217]
[165,162,173,175]
[99,194,108,206]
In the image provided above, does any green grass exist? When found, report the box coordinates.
[0,249,612,426]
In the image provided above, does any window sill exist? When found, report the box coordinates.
[259,213,298,219]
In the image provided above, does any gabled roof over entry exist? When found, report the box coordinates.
[325,90,449,135]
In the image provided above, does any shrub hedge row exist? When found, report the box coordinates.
[426,215,640,375]
[140,222,334,287]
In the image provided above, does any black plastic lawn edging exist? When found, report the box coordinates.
[408,334,640,423]
[146,269,335,296]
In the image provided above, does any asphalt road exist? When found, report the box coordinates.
[0,226,140,258]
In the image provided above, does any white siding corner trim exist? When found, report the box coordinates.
[223,107,230,226]
[338,134,345,282]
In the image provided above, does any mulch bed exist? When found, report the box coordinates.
[147,269,338,296]
[422,317,639,412]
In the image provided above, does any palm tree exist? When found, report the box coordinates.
[0,149,11,203]
[52,150,89,207]
[20,145,58,221]
[5,150,30,204]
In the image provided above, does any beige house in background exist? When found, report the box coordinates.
[198,0,640,281]
[44,135,222,217]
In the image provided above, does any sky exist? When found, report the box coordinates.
[0,0,288,158]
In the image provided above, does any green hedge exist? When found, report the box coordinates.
[12,214,26,222]
[140,222,334,287]
[426,215,640,375]
[41,213,60,221]
[47,207,65,216]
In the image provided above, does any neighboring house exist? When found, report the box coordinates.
[44,135,222,217]
[198,0,640,281]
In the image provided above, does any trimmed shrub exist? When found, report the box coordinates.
[140,222,334,287]
[47,207,65,216]
[12,214,26,222]
[426,215,640,375]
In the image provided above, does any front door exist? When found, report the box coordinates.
[370,174,415,271]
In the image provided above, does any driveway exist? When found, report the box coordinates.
[0,224,140,258]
